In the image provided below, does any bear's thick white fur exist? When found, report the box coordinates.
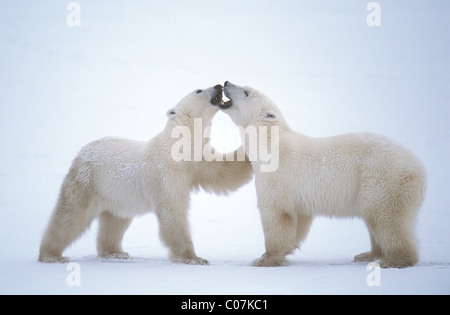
[39,85,253,264]
[222,81,426,268]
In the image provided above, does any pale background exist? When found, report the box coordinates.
[1,0,449,294]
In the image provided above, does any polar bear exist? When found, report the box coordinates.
[39,84,253,264]
[220,81,426,268]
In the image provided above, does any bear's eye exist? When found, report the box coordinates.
[244,90,250,97]
[196,90,203,94]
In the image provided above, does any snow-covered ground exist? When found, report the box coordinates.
[1,0,449,295]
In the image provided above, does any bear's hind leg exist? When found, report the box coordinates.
[97,211,132,259]
[357,169,424,268]
[378,223,418,269]
[39,193,97,263]
[360,211,418,268]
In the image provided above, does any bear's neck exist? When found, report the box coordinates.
[163,117,213,147]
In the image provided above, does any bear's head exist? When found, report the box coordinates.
[220,81,282,173]
[219,81,285,128]
[166,84,223,128]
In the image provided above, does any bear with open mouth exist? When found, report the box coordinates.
[216,81,426,268]
[39,84,253,264]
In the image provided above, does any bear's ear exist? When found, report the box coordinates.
[261,110,278,122]
[166,108,177,118]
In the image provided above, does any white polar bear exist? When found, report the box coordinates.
[220,81,426,268]
[39,84,253,264]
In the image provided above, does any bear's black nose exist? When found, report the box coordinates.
[214,84,222,90]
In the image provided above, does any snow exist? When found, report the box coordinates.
[1,0,449,295]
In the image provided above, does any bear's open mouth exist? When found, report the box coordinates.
[210,84,232,109]
[210,94,223,106]
[220,83,233,109]
[210,85,224,106]
[219,99,232,110]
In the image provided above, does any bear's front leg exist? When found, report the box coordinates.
[253,207,298,267]
[155,196,208,265]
